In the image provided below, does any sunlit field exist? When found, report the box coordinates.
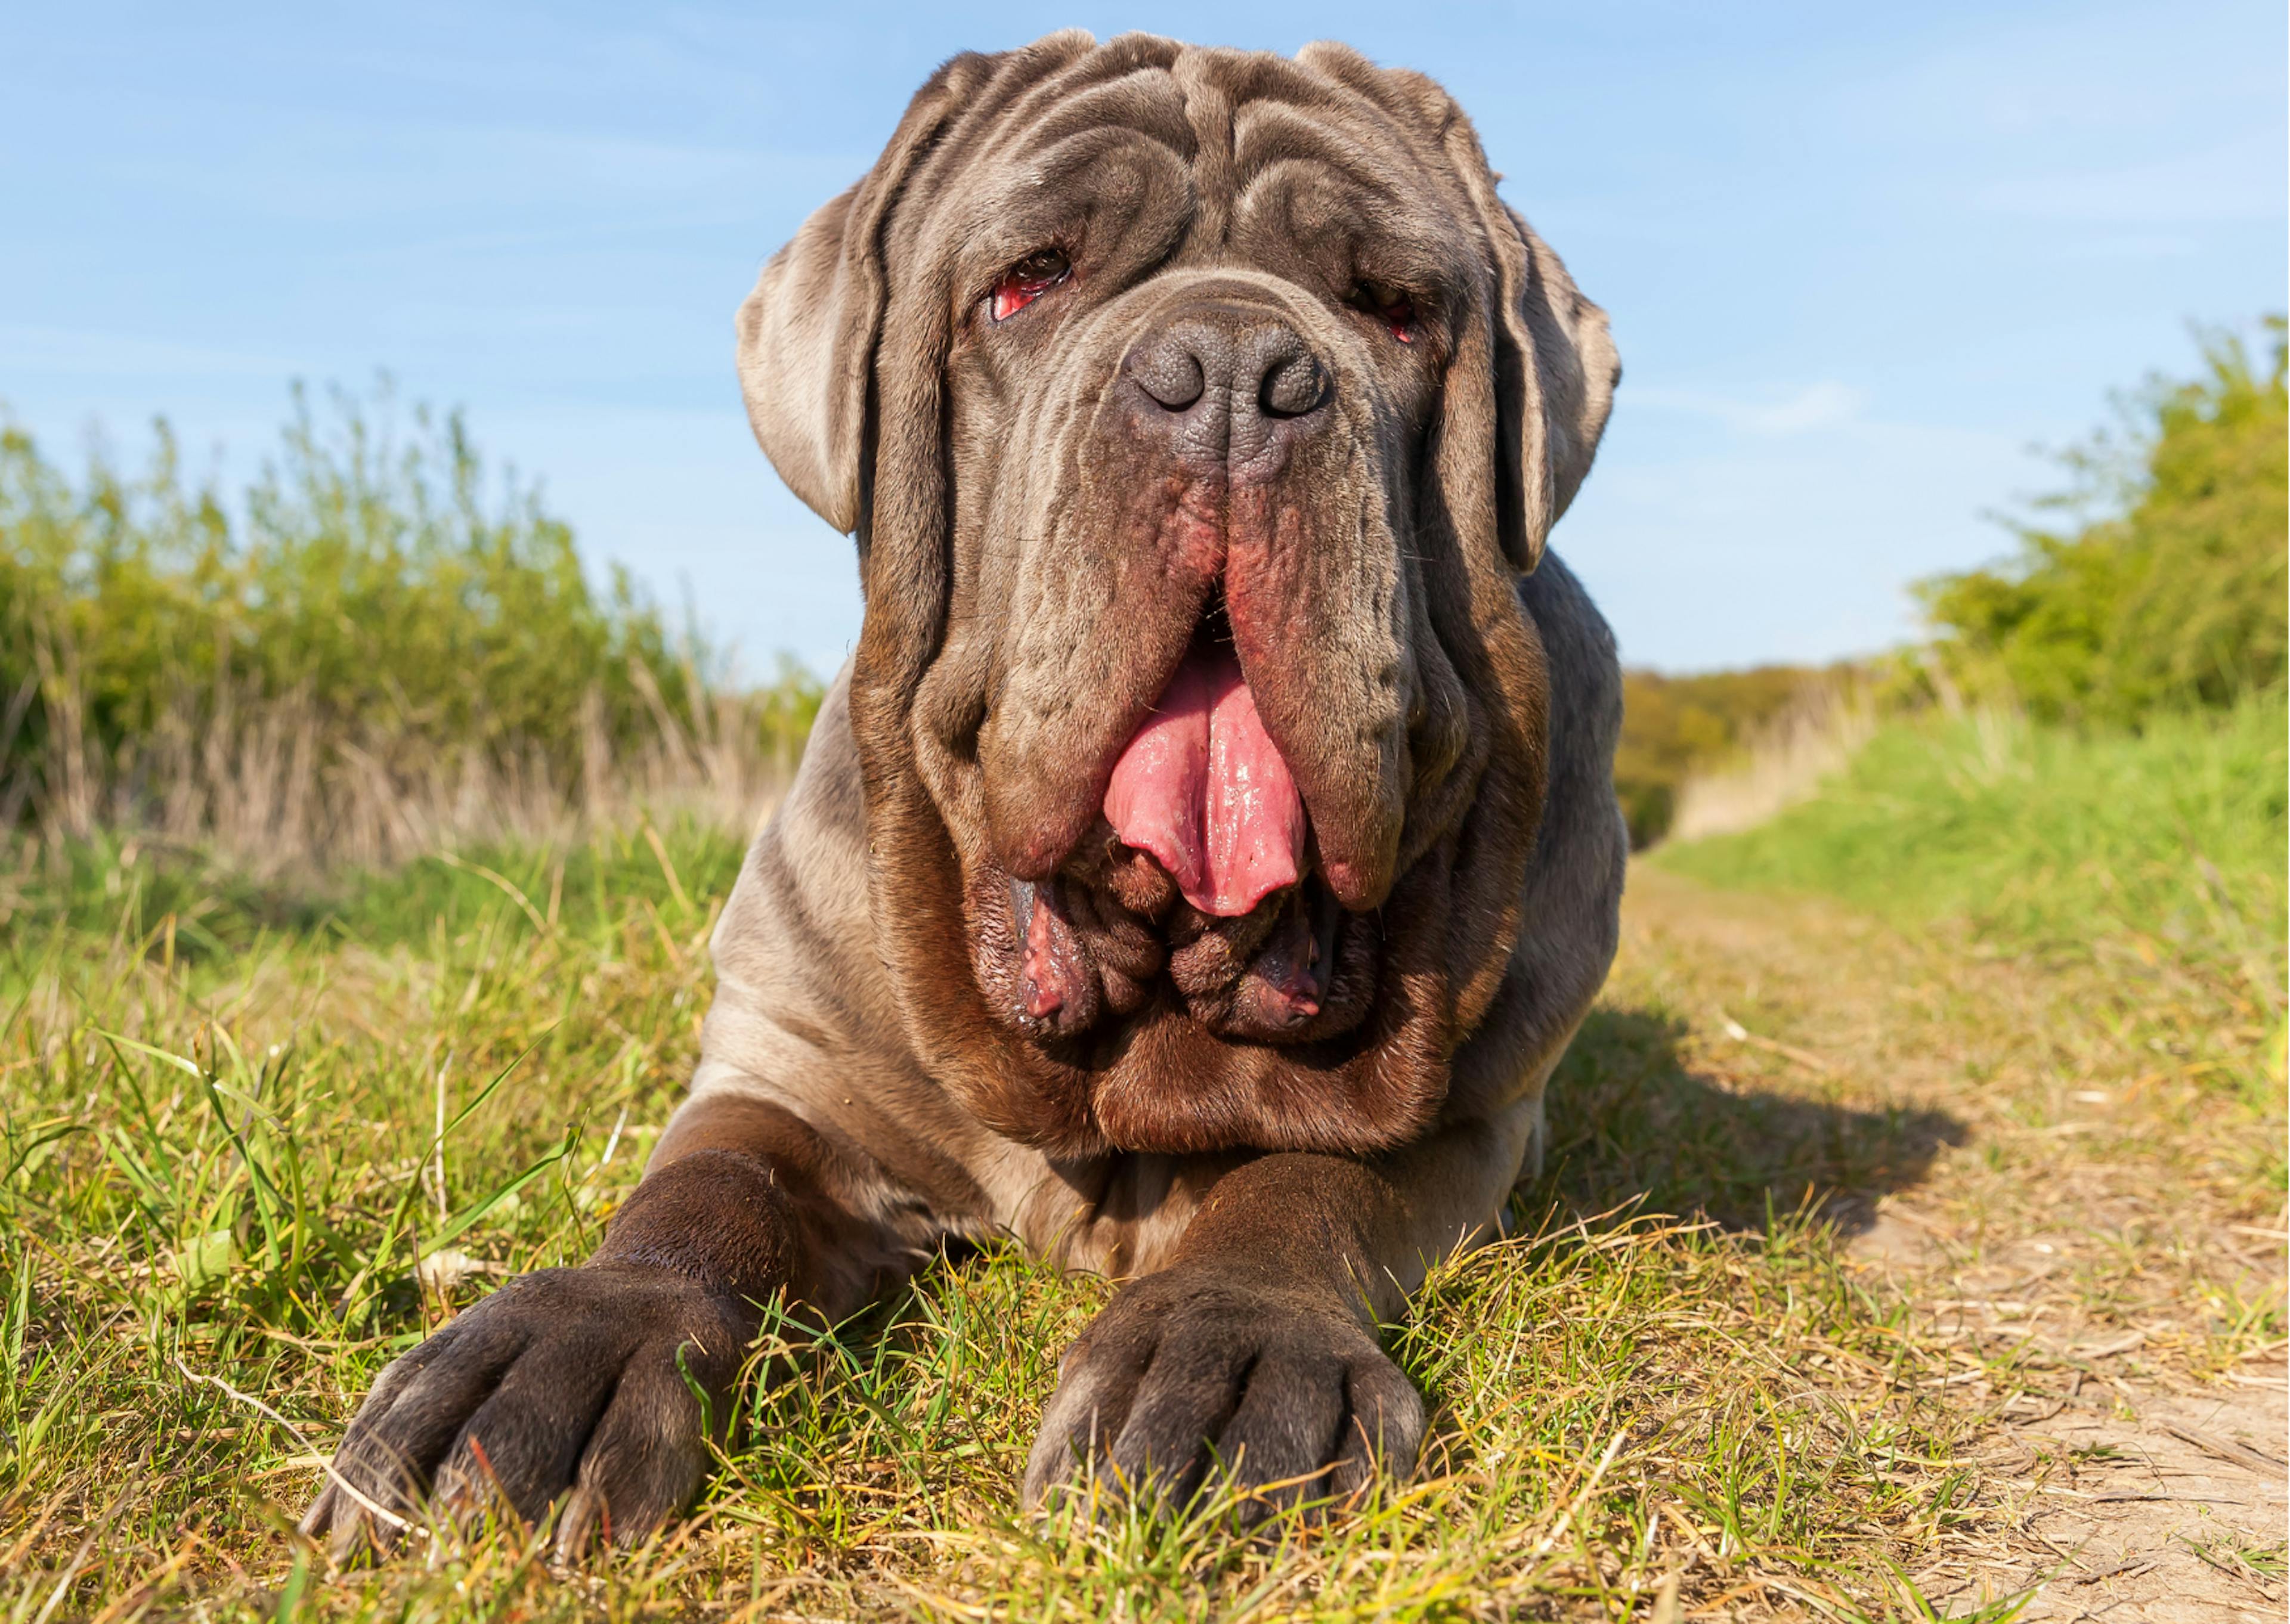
[4,332,2282,1620]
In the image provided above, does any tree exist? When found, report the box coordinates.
[1917,317,2287,726]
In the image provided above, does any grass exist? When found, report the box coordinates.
[1,746,2282,1617]
[1657,695,2287,1022]
[1652,696,2285,1363]
[7,333,2279,1619]
[0,819,756,962]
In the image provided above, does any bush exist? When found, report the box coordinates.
[0,384,821,864]
[1915,318,2286,726]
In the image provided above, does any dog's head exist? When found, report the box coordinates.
[738,33,1616,1158]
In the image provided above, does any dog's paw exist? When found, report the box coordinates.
[1022,1266,1423,1522]
[300,1263,753,1562]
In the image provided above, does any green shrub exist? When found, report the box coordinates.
[1915,318,2286,726]
[3,385,677,789]
[0,384,822,857]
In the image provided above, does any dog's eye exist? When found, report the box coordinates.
[1353,281,1416,343]
[990,248,1071,321]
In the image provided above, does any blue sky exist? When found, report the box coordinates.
[4,1,2282,677]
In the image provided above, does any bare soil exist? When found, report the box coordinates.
[1619,866,2286,1621]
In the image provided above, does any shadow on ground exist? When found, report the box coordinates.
[1532,1006,1966,1238]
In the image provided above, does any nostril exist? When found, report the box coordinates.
[1129,346,1206,413]
[1259,352,1329,419]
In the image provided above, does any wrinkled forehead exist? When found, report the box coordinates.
[908,43,1484,296]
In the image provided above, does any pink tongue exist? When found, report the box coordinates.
[1103,639,1305,918]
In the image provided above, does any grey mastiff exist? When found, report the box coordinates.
[306,30,1626,1557]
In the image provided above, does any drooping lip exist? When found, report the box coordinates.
[1100,621,1307,917]
[979,546,1405,921]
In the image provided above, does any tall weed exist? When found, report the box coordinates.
[0,384,822,869]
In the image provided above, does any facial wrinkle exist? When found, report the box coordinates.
[1171,54,1237,251]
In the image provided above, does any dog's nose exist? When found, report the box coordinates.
[1122,311,1332,472]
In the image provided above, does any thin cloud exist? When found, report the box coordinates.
[0,324,288,379]
[1629,382,1871,439]
[1973,129,2285,227]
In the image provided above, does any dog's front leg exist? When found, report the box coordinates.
[304,1093,875,1560]
[1022,1111,1535,1520]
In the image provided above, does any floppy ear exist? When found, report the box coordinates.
[1441,129,1620,572]
[734,57,986,534]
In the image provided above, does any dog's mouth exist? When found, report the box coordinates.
[980,600,1380,1048]
[1103,608,1305,920]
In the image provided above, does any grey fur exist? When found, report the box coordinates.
[305,31,1626,1554]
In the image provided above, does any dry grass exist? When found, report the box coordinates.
[9,637,793,878]
[1666,683,1876,844]
[0,824,2278,1620]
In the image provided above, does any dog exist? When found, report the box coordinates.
[304,30,1624,1558]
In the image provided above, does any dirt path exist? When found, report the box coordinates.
[1608,867,2287,1622]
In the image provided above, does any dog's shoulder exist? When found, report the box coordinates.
[1520,547,1623,787]
[1443,550,1627,1126]
[705,668,879,1042]
[695,672,1013,1219]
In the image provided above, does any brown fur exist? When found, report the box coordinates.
[306,32,1627,1557]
